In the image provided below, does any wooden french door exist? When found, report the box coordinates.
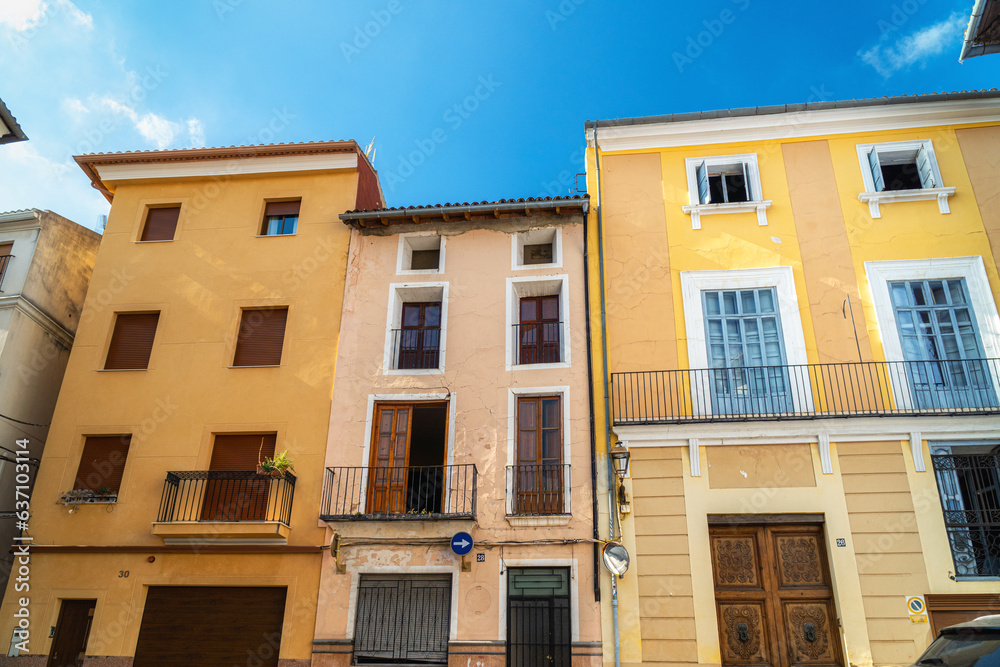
[709,522,842,667]
[202,434,275,521]
[515,396,563,514]
[367,404,412,514]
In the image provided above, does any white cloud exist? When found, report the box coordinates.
[61,96,88,116]
[187,118,206,148]
[860,13,967,77]
[0,0,91,32]
[98,97,206,150]
[55,0,92,29]
[135,112,179,149]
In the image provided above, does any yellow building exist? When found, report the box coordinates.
[585,90,1000,667]
[312,197,602,666]
[0,141,382,666]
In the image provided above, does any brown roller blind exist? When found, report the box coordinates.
[105,312,159,370]
[0,242,12,257]
[140,206,180,242]
[233,308,288,367]
[74,435,131,492]
[209,434,276,470]
[264,201,300,217]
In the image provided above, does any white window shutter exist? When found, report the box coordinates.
[741,161,752,201]
[868,148,884,192]
[916,144,936,188]
[697,161,710,204]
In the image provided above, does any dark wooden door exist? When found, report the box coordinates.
[133,586,285,667]
[202,434,275,521]
[367,405,412,514]
[515,396,563,514]
[47,600,95,667]
[710,523,842,667]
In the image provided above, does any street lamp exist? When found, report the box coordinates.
[610,442,631,516]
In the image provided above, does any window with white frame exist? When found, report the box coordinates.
[856,140,955,219]
[384,283,448,373]
[513,227,561,270]
[507,276,570,369]
[682,154,771,229]
[397,233,444,274]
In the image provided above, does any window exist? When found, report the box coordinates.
[367,402,448,515]
[517,296,561,364]
[233,308,288,367]
[703,288,791,415]
[354,574,452,664]
[394,302,441,370]
[856,140,954,218]
[0,241,13,291]
[398,234,444,273]
[931,444,1000,577]
[508,276,570,369]
[513,227,561,269]
[682,154,770,229]
[889,279,997,409]
[507,567,571,666]
[73,435,131,493]
[104,312,159,370]
[260,200,300,236]
[385,283,447,373]
[511,396,565,515]
[140,206,180,242]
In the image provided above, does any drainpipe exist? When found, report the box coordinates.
[583,194,602,604]
[592,121,623,667]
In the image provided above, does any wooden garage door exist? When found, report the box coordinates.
[709,523,842,667]
[133,586,285,667]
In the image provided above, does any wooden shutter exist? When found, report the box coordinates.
[741,162,752,200]
[264,201,300,217]
[916,144,936,188]
[209,434,276,470]
[105,313,159,370]
[140,206,180,242]
[0,242,12,257]
[73,436,131,492]
[233,308,288,366]
[354,575,451,663]
[697,161,711,204]
[0,242,13,289]
[868,148,884,192]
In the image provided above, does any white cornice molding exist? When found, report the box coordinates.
[587,99,1000,151]
[95,152,359,183]
[0,295,74,348]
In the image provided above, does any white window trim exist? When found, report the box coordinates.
[864,256,1000,410]
[506,386,572,521]
[680,266,812,416]
[855,140,955,219]
[512,226,562,271]
[396,232,446,275]
[344,566,461,641]
[505,275,571,370]
[681,153,771,229]
[498,558,580,643]
[357,392,458,512]
[383,282,448,375]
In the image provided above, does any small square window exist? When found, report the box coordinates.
[261,200,300,236]
[73,435,131,493]
[233,308,288,366]
[140,206,180,242]
[855,140,953,218]
[105,312,159,370]
[398,234,443,273]
[682,154,770,229]
[514,228,560,269]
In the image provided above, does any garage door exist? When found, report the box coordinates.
[133,586,286,667]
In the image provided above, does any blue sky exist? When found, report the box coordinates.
[0,0,997,229]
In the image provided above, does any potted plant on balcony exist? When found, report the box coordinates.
[257,449,295,478]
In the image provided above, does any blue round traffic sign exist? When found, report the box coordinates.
[451,532,473,555]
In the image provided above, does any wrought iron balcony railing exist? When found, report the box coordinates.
[157,470,296,525]
[931,452,1000,578]
[390,327,441,370]
[320,464,477,520]
[506,464,571,516]
[611,359,1000,425]
[513,322,563,365]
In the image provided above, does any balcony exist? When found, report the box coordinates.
[152,471,296,542]
[506,464,571,526]
[320,464,477,520]
[611,359,1000,425]
[513,322,563,365]
[390,327,440,370]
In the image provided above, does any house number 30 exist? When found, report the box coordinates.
[118,570,129,578]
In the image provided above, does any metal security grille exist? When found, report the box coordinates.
[932,451,1000,577]
[506,567,571,667]
[354,574,451,664]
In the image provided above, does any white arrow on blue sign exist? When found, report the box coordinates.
[451,532,473,555]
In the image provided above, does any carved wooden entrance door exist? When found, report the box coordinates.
[709,523,842,667]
